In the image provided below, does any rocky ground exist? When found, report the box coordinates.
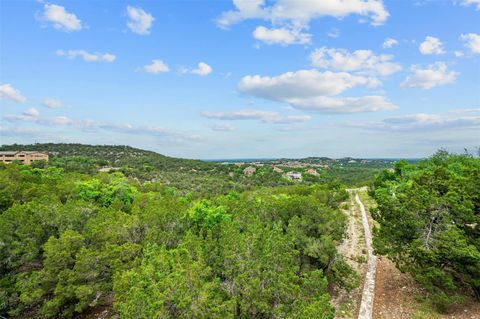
[374,257,480,319]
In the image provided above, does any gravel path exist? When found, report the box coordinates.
[332,196,366,318]
[355,194,377,319]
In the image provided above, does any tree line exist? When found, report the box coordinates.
[370,150,480,311]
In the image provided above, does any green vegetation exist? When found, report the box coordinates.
[0,144,394,193]
[0,155,357,318]
[4,143,476,317]
[370,151,480,311]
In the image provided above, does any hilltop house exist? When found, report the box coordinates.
[0,151,48,164]
[286,171,302,180]
[306,168,320,176]
[272,166,284,173]
[243,166,256,176]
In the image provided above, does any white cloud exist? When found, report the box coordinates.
[239,69,379,100]
[327,28,340,38]
[253,26,311,45]
[351,111,480,131]
[23,107,40,117]
[454,51,465,57]
[401,62,458,89]
[183,62,213,76]
[210,123,236,131]
[237,70,395,113]
[3,110,200,142]
[202,109,311,124]
[56,50,116,62]
[4,109,73,126]
[41,3,82,32]
[126,6,154,35]
[142,59,170,74]
[0,84,27,103]
[284,95,396,113]
[459,0,480,10]
[42,97,64,108]
[382,37,398,48]
[461,33,480,54]
[217,0,389,27]
[309,47,401,76]
[419,36,445,55]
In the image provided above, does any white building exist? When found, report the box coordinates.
[286,171,302,180]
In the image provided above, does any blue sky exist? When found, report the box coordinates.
[1,0,479,159]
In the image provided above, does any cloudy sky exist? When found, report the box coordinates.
[1,0,479,159]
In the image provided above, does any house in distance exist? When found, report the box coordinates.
[286,171,302,180]
[0,151,48,164]
[243,166,256,176]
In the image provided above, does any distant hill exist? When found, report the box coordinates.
[0,143,213,171]
[0,143,394,190]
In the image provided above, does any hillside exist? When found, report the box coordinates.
[0,143,211,171]
[0,143,394,194]
[0,143,293,197]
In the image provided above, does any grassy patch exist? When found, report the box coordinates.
[412,301,441,319]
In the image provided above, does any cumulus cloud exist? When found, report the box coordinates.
[41,3,82,32]
[217,0,389,27]
[382,37,398,48]
[454,51,465,57]
[239,69,379,99]
[0,84,27,103]
[142,59,170,74]
[401,62,458,89]
[201,109,311,124]
[238,69,395,113]
[193,62,213,76]
[210,123,236,131]
[461,33,480,54]
[253,26,311,45]
[42,97,64,108]
[459,0,480,10]
[237,68,400,113]
[180,62,213,76]
[419,36,445,55]
[126,6,154,35]
[309,47,401,76]
[56,50,116,62]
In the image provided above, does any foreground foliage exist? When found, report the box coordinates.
[371,151,480,310]
[0,162,354,318]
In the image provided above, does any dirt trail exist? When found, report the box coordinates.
[355,194,377,319]
[336,196,364,271]
[332,191,368,318]
[334,189,376,319]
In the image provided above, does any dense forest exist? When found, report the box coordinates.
[0,158,357,318]
[371,151,480,311]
